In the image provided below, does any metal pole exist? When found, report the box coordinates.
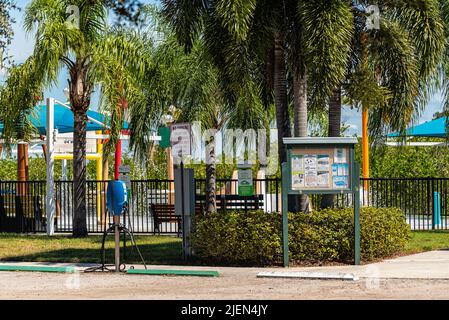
[281,162,289,267]
[362,107,370,190]
[46,98,56,236]
[114,139,122,180]
[114,215,120,272]
[180,156,186,260]
[61,159,67,180]
[354,162,361,265]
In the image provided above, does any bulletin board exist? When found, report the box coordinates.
[289,147,352,193]
[286,142,355,195]
[281,137,360,267]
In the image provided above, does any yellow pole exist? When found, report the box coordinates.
[360,31,370,192]
[96,131,103,223]
[362,106,370,190]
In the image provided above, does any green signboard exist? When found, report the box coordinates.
[281,137,360,267]
[158,126,171,149]
[238,169,254,196]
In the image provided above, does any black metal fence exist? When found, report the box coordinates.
[1,177,449,234]
[194,179,281,213]
[362,178,449,231]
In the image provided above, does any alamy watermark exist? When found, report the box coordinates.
[366,5,381,30]
[64,270,80,290]
[65,5,80,29]
[364,265,381,290]
[171,121,279,175]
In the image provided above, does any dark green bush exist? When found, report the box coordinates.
[289,207,410,263]
[191,211,282,265]
[191,207,410,266]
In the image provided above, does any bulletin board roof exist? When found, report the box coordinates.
[283,137,358,146]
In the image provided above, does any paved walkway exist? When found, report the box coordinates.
[1,250,449,279]
[1,251,449,299]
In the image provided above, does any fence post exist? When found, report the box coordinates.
[46,98,56,236]
[281,163,289,267]
[431,178,435,230]
[353,162,361,265]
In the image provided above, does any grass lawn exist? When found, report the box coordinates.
[405,230,449,254]
[0,233,183,265]
[0,231,448,266]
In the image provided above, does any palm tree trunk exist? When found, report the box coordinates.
[73,110,88,237]
[205,134,217,214]
[17,143,27,196]
[274,35,295,213]
[321,87,342,209]
[293,68,309,212]
[273,35,291,165]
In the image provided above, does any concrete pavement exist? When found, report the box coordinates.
[1,250,449,279]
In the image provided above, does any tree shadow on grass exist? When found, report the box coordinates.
[0,242,186,266]
[0,243,282,267]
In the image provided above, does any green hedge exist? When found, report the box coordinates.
[191,207,410,266]
[191,210,282,265]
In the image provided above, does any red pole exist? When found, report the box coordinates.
[114,139,122,180]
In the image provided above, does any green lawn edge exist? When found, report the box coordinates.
[0,265,75,273]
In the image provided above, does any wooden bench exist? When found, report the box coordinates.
[150,203,205,236]
[195,194,264,212]
[0,195,45,233]
[150,203,180,235]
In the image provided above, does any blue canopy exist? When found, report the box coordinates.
[0,103,128,135]
[388,117,447,138]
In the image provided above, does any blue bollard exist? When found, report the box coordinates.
[433,191,441,228]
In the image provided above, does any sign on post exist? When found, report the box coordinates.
[170,123,191,158]
[238,168,254,196]
[158,126,171,149]
[118,165,131,174]
[281,137,360,267]
[54,133,97,154]
[118,165,131,188]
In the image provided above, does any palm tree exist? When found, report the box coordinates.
[24,0,148,236]
[128,7,268,213]
[319,1,445,208]
[0,58,43,188]
[162,0,355,212]
[437,1,449,117]
[176,44,267,214]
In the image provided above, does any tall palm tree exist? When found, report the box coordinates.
[24,0,148,236]
[175,42,267,214]
[162,0,355,213]
[128,7,268,213]
[320,0,445,208]
[437,0,449,117]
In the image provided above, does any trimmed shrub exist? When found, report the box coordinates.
[191,211,282,265]
[289,207,410,263]
[288,209,353,263]
[191,207,410,266]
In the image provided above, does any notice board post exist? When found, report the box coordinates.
[281,137,360,267]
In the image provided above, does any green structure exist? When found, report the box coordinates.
[281,137,360,267]
[158,125,171,149]
[237,164,254,197]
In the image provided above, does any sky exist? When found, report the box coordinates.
[4,0,446,137]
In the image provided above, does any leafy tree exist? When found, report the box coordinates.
[0,58,44,185]
[23,0,149,237]
[129,7,268,213]
[355,141,449,178]
[320,1,445,208]
[162,0,355,213]
[0,0,18,68]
